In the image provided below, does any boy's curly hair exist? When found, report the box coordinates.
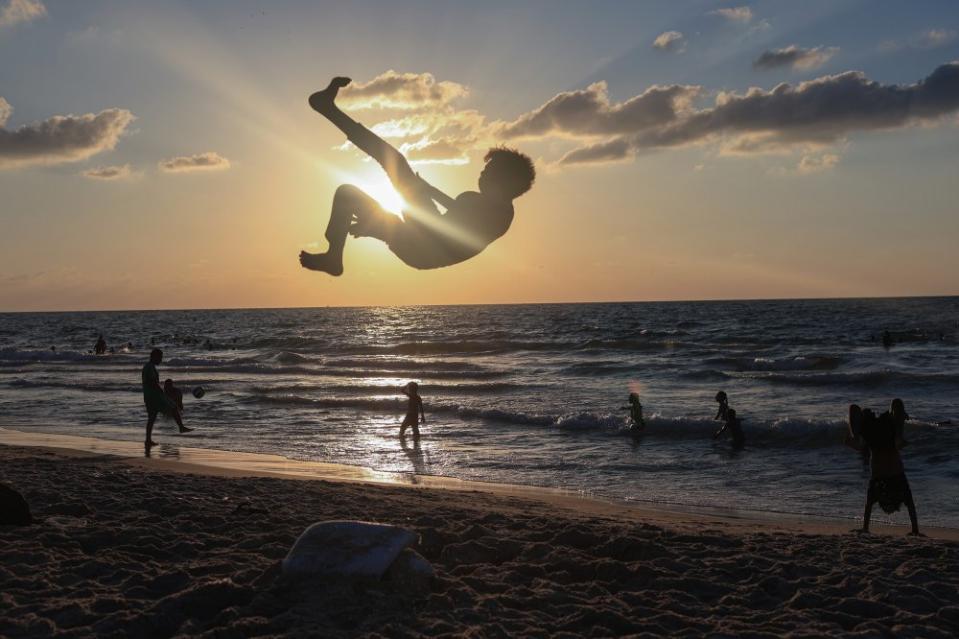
[484,147,535,199]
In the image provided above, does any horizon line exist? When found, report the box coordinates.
[2,293,958,314]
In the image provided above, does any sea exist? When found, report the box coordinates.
[1,298,957,527]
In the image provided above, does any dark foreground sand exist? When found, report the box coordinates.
[2,445,958,638]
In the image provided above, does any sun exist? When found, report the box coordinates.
[322,163,405,216]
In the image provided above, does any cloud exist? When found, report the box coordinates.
[0,0,45,28]
[0,97,10,126]
[919,28,958,48]
[652,31,685,53]
[495,82,700,139]
[515,62,959,165]
[399,137,472,165]
[82,164,131,180]
[753,45,839,71]
[796,153,840,174]
[710,6,753,23]
[0,100,135,169]
[339,71,468,110]
[881,28,958,52]
[158,151,230,173]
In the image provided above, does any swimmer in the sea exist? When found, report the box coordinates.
[714,391,729,421]
[621,392,646,433]
[400,381,425,439]
[714,408,745,449]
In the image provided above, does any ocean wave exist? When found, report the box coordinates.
[705,355,844,372]
[0,347,121,363]
[741,370,959,386]
[249,381,529,397]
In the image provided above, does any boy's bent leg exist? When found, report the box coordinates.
[300,184,391,275]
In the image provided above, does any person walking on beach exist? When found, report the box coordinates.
[714,408,745,448]
[621,392,646,433]
[299,77,535,275]
[142,349,192,449]
[714,391,729,421]
[845,403,921,536]
[400,382,425,439]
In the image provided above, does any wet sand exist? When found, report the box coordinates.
[2,433,958,638]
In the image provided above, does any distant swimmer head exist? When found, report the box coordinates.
[404,381,419,395]
[479,147,535,200]
[628,392,641,405]
[150,348,163,364]
[715,391,727,403]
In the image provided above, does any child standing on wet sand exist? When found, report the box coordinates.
[400,382,425,439]
[621,393,646,433]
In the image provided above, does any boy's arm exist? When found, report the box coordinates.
[713,423,728,439]
[417,174,457,210]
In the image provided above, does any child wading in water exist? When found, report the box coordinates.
[714,391,729,421]
[622,393,646,433]
[400,382,425,439]
[714,408,745,449]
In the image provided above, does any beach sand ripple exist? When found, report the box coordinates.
[1,447,957,638]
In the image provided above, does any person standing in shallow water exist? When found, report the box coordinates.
[400,382,425,439]
[299,77,535,275]
[142,349,192,449]
[714,408,745,449]
[714,391,729,421]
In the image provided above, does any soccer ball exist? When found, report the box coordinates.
[192,387,205,399]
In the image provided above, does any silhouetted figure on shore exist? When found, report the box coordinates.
[714,391,729,421]
[714,408,745,448]
[164,379,184,412]
[142,349,192,450]
[400,382,425,439]
[621,392,646,433]
[845,402,920,535]
[94,334,107,355]
[300,77,535,275]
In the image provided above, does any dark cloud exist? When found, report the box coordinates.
[82,164,131,180]
[496,82,699,139]
[754,45,838,71]
[159,152,230,173]
[548,62,959,165]
[0,101,135,169]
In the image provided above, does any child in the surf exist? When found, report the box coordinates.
[621,393,646,433]
[400,382,425,439]
[845,401,920,535]
[714,391,729,421]
[164,379,184,412]
[714,408,745,448]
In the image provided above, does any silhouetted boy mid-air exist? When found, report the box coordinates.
[300,77,535,275]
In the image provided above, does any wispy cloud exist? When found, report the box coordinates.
[0,0,45,28]
[753,45,839,71]
[881,28,958,52]
[0,99,135,169]
[82,164,132,180]
[710,6,753,23]
[652,31,686,53]
[159,151,230,173]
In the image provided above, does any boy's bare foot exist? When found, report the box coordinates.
[299,250,343,276]
[309,77,351,114]
[179,426,194,433]
[145,439,158,446]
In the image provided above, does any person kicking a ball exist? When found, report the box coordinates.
[299,77,535,275]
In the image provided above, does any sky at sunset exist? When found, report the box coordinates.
[2,0,958,311]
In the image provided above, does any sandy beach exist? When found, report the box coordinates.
[2,437,958,638]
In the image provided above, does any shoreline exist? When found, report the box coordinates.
[3,426,956,540]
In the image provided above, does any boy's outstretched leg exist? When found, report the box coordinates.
[300,184,391,275]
